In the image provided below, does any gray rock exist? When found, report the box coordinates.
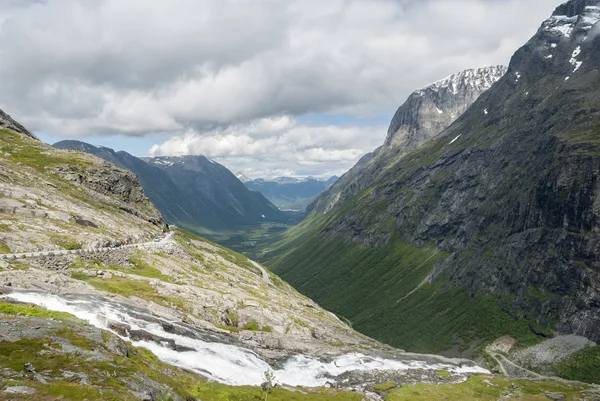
[0,109,37,139]
[2,386,37,395]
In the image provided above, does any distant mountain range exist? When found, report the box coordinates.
[238,174,338,211]
[53,141,295,236]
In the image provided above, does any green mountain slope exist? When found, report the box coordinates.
[268,0,600,358]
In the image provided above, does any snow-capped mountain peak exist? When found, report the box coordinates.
[542,1,600,39]
[418,66,507,96]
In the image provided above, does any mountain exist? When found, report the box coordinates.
[0,112,555,400]
[243,175,339,211]
[53,141,292,235]
[0,109,37,139]
[310,65,507,215]
[267,0,600,377]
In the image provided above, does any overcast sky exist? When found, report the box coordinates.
[0,0,557,179]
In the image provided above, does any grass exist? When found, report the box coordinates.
[0,300,82,322]
[0,128,93,172]
[0,332,198,400]
[190,382,364,400]
[269,233,545,355]
[70,273,187,312]
[57,241,82,250]
[553,345,600,384]
[214,322,272,333]
[0,241,10,254]
[108,251,174,282]
[373,381,397,393]
[386,374,592,400]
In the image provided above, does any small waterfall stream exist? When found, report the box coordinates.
[1,291,489,387]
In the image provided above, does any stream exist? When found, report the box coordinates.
[1,291,489,387]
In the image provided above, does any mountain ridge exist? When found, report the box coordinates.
[308,65,507,216]
[268,0,600,361]
[53,140,291,235]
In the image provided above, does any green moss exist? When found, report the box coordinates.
[34,382,127,401]
[0,331,199,400]
[554,345,600,384]
[70,274,187,312]
[190,382,364,400]
[243,321,259,331]
[436,370,451,378]
[107,251,173,282]
[0,128,93,172]
[0,241,10,254]
[0,301,81,322]
[386,374,592,400]
[373,381,396,392]
[227,310,239,327]
[57,241,82,250]
[68,258,88,269]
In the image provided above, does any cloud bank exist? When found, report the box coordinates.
[0,0,557,177]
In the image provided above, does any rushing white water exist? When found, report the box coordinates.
[2,292,489,386]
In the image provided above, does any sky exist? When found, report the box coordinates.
[0,0,558,179]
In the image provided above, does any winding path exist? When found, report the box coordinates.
[0,232,174,261]
[250,260,273,286]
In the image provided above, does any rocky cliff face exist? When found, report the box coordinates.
[384,65,507,152]
[309,66,506,215]
[0,109,37,140]
[270,0,600,355]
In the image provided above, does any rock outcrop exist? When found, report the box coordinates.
[309,66,506,215]
[0,109,37,140]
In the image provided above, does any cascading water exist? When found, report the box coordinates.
[1,291,489,387]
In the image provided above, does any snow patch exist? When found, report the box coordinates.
[581,6,600,30]
[436,107,443,114]
[261,214,265,218]
[449,134,461,144]
[545,54,553,59]
[569,46,582,72]
[565,76,570,81]
[544,15,577,37]
[551,43,557,48]
[484,109,488,115]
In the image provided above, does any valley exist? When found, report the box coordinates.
[1,0,600,399]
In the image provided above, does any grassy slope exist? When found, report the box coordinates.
[553,345,600,384]
[387,374,593,400]
[267,67,600,360]
[1,301,594,398]
[269,228,544,356]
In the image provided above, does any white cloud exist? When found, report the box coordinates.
[149,116,385,178]
[0,0,559,176]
